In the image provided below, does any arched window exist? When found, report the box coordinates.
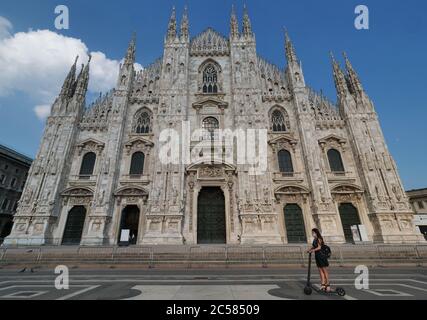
[328,149,345,173]
[278,150,294,174]
[129,152,145,176]
[202,63,219,94]
[271,110,287,132]
[134,110,152,134]
[79,152,96,176]
[202,117,219,140]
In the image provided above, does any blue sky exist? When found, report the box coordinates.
[0,0,426,190]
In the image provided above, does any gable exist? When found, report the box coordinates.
[190,28,230,56]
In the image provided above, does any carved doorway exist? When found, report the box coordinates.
[197,187,226,244]
[62,206,86,245]
[339,203,361,243]
[119,205,140,245]
[284,204,307,243]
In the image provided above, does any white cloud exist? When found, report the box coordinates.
[34,105,51,120]
[0,16,12,39]
[0,17,142,120]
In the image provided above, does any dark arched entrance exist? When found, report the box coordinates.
[0,217,13,239]
[197,187,226,244]
[62,206,86,245]
[284,204,307,243]
[339,203,362,243]
[119,205,140,245]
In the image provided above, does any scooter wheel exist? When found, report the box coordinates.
[304,286,313,296]
[336,288,346,297]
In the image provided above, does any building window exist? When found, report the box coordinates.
[10,178,17,188]
[134,109,152,134]
[418,201,425,210]
[1,199,9,210]
[271,110,287,132]
[79,152,96,177]
[202,63,219,94]
[129,152,145,176]
[202,117,219,140]
[327,149,345,173]
[0,174,5,184]
[278,150,294,174]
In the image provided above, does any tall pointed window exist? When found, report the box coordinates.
[79,152,96,177]
[202,64,219,94]
[134,109,152,134]
[271,110,287,132]
[278,150,294,174]
[328,149,345,173]
[129,152,145,176]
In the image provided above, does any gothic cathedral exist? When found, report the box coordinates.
[5,7,424,246]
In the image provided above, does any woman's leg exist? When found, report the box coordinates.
[323,267,331,292]
[319,268,326,289]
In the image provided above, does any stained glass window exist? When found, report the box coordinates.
[202,64,219,94]
[278,150,294,174]
[328,149,345,172]
[130,152,145,176]
[134,111,151,134]
[272,110,287,132]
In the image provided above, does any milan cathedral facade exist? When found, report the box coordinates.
[5,7,424,246]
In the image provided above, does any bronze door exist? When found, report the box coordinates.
[62,206,86,245]
[197,187,226,244]
[339,203,362,243]
[284,204,307,243]
[119,205,140,245]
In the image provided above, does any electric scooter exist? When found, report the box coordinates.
[303,252,346,297]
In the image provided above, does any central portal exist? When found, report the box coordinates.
[197,187,226,244]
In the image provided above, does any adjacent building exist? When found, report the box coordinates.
[407,188,427,240]
[0,145,32,241]
[4,7,425,246]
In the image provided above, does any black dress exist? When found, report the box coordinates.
[313,239,329,268]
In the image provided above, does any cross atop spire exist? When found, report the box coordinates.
[167,6,177,40]
[230,4,239,39]
[242,4,252,37]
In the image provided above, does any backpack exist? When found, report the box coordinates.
[321,244,332,258]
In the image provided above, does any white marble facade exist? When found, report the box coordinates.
[4,7,425,246]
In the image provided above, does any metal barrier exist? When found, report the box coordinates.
[1,244,427,267]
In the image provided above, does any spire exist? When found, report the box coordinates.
[180,6,189,40]
[124,33,136,66]
[167,6,177,41]
[230,5,239,39]
[75,54,91,99]
[284,29,297,64]
[242,5,252,37]
[60,55,78,99]
[330,52,349,99]
[343,52,364,95]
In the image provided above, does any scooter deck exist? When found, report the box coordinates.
[311,285,342,296]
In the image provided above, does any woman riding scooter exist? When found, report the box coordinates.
[307,228,331,292]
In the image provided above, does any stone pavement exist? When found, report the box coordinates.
[0,268,426,300]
